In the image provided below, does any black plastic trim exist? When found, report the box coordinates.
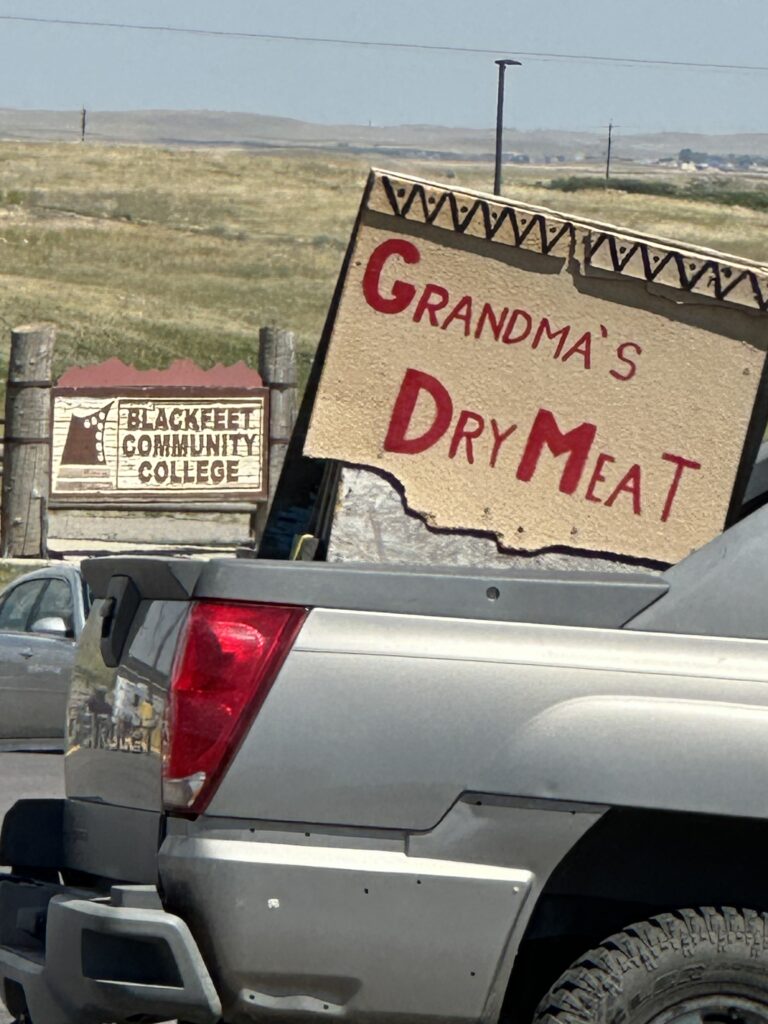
[83,558,202,601]
[195,558,666,628]
[0,800,64,871]
[82,556,667,628]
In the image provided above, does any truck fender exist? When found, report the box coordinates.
[507,695,767,818]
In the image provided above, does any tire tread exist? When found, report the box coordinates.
[534,907,768,1024]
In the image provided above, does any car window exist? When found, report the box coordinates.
[33,578,74,635]
[0,579,47,632]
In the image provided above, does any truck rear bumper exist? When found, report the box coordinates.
[0,877,221,1024]
[160,832,533,1023]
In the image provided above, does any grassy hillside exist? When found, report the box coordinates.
[7,109,768,163]
[0,142,768,393]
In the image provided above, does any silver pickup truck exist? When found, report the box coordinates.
[3,500,768,1024]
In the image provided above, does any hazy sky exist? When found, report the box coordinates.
[0,0,766,134]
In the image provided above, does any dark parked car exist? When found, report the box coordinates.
[0,564,87,749]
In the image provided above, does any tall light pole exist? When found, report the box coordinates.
[605,120,613,180]
[494,58,521,196]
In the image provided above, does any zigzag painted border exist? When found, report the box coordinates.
[586,233,768,312]
[370,173,574,258]
[367,172,768,313]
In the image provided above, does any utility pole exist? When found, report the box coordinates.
[80,107,87,143]
[605,120,614,180]
[493,58,522,196]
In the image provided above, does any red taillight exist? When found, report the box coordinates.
[163,600,307,813]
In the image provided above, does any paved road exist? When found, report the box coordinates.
[0,752,64,1024]
[0,752,64,828]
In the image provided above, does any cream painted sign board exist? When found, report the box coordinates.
[51,388,268,504]
[305,170,768,563]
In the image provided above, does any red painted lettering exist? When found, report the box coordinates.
[533,316,570,357]
[490,419,517,469]
[474,303,509,342]
[362,238,420,314]
[561,331,592,368]
[383,368,453,456]
[610,341,642,382]
[441,295,474,336]
[413,283,450,326]
[502,308,532,344]
[585,453,615,503]
[660,452,701,522]
[605,464,642,515]
[517,408,597,495]
[449,410,485,464]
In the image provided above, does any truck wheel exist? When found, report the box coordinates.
[534,908,768,1024]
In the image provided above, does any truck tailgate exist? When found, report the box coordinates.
[71,555,664,819]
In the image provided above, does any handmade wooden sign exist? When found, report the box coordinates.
[305,170,768,563]
[51,359,268,506]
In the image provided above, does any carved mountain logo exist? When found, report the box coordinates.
[60,401,113,466]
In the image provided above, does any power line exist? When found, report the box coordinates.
[0,14,767,74]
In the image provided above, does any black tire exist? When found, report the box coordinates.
[534,907,768,1024]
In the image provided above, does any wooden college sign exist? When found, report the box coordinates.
[305,170,768,563]
[51,360,268,505]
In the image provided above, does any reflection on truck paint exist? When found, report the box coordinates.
[68,673,164,755]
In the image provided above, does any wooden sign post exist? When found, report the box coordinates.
[1,323,55,557]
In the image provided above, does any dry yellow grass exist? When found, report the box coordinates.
[0,142,767,394]
[0,144,368,384]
